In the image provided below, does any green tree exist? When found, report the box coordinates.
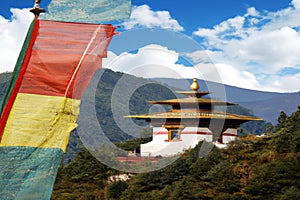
[107,181,128,200]
[277,110,287,124]
[244,159,300,199]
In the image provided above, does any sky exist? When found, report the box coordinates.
[0,0,300,92]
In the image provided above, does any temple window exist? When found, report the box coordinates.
[169,129,181,141]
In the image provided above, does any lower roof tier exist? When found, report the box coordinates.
[125,111,262,121]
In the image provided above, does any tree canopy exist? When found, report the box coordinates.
[52,108,300,199]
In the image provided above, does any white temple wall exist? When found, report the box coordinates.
[153,127,168,133]
[141,126,213,157]
[152,127,168,142]
[222,128,238,144]
[141,142,184,157]
[222,136,236,144]
[183,127,212,133]
[223,128,237,135]
[152,134,168,142]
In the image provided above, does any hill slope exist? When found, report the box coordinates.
[2,73,298,125]
[0,69,269,162]
[52,107,300,200]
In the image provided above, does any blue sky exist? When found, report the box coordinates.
[132,0,291,32]
[0,0,299,92]
[0,0,290,30]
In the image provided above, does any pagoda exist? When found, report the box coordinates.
[125,78,262,157]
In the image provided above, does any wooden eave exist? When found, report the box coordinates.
[148,97,236,106]
[176,91,210,98]
[124,111,262,121]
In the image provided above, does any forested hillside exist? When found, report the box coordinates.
[1,70,298,199]
[0,69,274,163]
[64,69,271,162]
[0,72,11,108]
[52,107,300,199]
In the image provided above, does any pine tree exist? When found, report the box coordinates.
[277,110,287,124]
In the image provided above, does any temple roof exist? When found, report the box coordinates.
[148,78,234,106]
[176,91,210,98]
[125,78,263,123]
[148,97,236,106]
[176,78,210,98]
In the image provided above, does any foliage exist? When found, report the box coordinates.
[52,108,300,199]
[52,135,154,200]
[227,105,271,135]
[244,158,299,199]
[62,69,180,162]
[107,181,128,200]
[115,137,152,152]
[0,72,12,109]
[277,110,288,124]
[52,148,117,200]
[91,69,177,142]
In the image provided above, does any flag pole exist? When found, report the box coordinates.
[30,0,45,17]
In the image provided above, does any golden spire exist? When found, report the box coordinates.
[190,78,200,91]
[30,0,45,16]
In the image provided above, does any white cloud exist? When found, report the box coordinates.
[231,27,300,73]
[193,15,246,47]
[102,51,118,68]
[103,44,199,79]
[185,50,223,64]
[96,41,300,92]
[255,72,300,92]
[2,3,299,93]
[0,8,34,73]
[292,0,300,10]
[192,2,300,92]
[195,63,261,91]
[245,7,260,17]
[123,5,184,31]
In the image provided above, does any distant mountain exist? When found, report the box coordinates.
[0,70,271,162]
[2,71,298,125]
[0,72,11,107]
[0,70,274,136]
[153,78,300,124]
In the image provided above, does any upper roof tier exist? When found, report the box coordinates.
[149,78,235,107]
[176,91,210,98]
[148,98,236,106]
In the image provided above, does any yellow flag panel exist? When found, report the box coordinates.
[1,93,80,152]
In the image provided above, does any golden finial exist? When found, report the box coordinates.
[30,0,45,16]
[190,78,199,91]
